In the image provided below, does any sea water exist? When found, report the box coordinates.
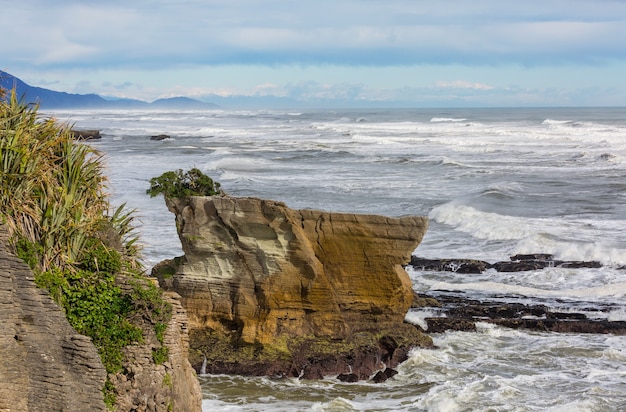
[46,107,626,411]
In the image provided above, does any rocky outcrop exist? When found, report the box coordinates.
[408,254,622,335]
[409,254,603,274]
[0,228,107,411]
[108,280,202,412]
[0,227,202,412]
[411,292,626,335]
[70,129,102,140]
[154,196,432,380]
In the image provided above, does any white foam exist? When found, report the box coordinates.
[425,279,626,300]
[430,117,467,123]
[429,202,536,240]
[405,309,445,331]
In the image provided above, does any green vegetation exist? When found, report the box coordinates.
[146,167,223,199]
[0,88,172,408]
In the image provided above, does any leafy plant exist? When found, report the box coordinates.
[152,346,169,365]
[0,87,176,407]
[35,267,143,373]
[0,89,107,272]
[146,168,223,199]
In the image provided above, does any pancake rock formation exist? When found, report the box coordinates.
[0,229,107,411]
[0,226,202,412]
[154,196,432,380]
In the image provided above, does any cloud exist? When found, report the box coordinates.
[3,0,626,70]
[435,81,494,90]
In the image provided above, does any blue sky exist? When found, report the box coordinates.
[3,0,626,107]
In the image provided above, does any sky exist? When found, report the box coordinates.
[3,0,626,107]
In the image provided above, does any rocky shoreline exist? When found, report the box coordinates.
[408,254,626,336]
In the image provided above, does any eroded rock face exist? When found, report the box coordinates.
[155,196,431,378]
[0,227,202,412]
[0,229,107,411]
[108,281,202,412]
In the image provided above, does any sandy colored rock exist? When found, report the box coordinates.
[156,196,431,378]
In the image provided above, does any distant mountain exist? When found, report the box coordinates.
[0,71,217,109]
[150,96,218,109]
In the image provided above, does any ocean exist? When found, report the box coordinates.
[46,107,626,411]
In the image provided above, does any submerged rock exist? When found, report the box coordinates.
[154,195,432,380]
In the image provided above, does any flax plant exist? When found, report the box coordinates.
[0,88,114,271]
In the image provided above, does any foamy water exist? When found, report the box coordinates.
[47,107,626,411]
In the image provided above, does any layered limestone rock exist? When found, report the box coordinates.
[0,227,202,412]
[0,229,107,411]
[108,280,202,412]
[155,196,432,379]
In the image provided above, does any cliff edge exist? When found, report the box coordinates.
[155,196,432,380]
[0,228,107,411]
[0,226,202,412]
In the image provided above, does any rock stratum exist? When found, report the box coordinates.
[0,229,106,411]
[154,196,432,380]
[0,227,201,412]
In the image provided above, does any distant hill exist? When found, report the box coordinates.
[0,70,217,109]
[150,96,218,109]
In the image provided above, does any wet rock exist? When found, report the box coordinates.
[70,129,101,140]
[372,370,390,383]
[491,260,552,272]
[409,257,490,273]
[510,253,554,261]
[150,134,171,141]
[424,318,477,333]
[337,373,359,382]
[559,261,602,269]
[414,293,626,335]
[410,254,604,273]
[374,367,399,382]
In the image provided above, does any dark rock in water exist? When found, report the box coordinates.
[510,253,553,261]
[491,318,626,334]
[425,318,477,333]
[384,367,399,379]
[559,261,602,269]
[70,129,101,140]
[492,260,552,272]
[410,254,603,274]
[150,134,171,141]
[414,292,626,335]
[409,257,490,273]
[372,371,387,383]
[371,368,398,383]
[337,373,359,382]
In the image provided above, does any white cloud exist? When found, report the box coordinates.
[4,0,626,106]
[435,81,494,91]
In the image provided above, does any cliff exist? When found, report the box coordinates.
[0,227,202,412]
[108,280,202,412]
[154,196,432,380]
[0,229,107,411]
